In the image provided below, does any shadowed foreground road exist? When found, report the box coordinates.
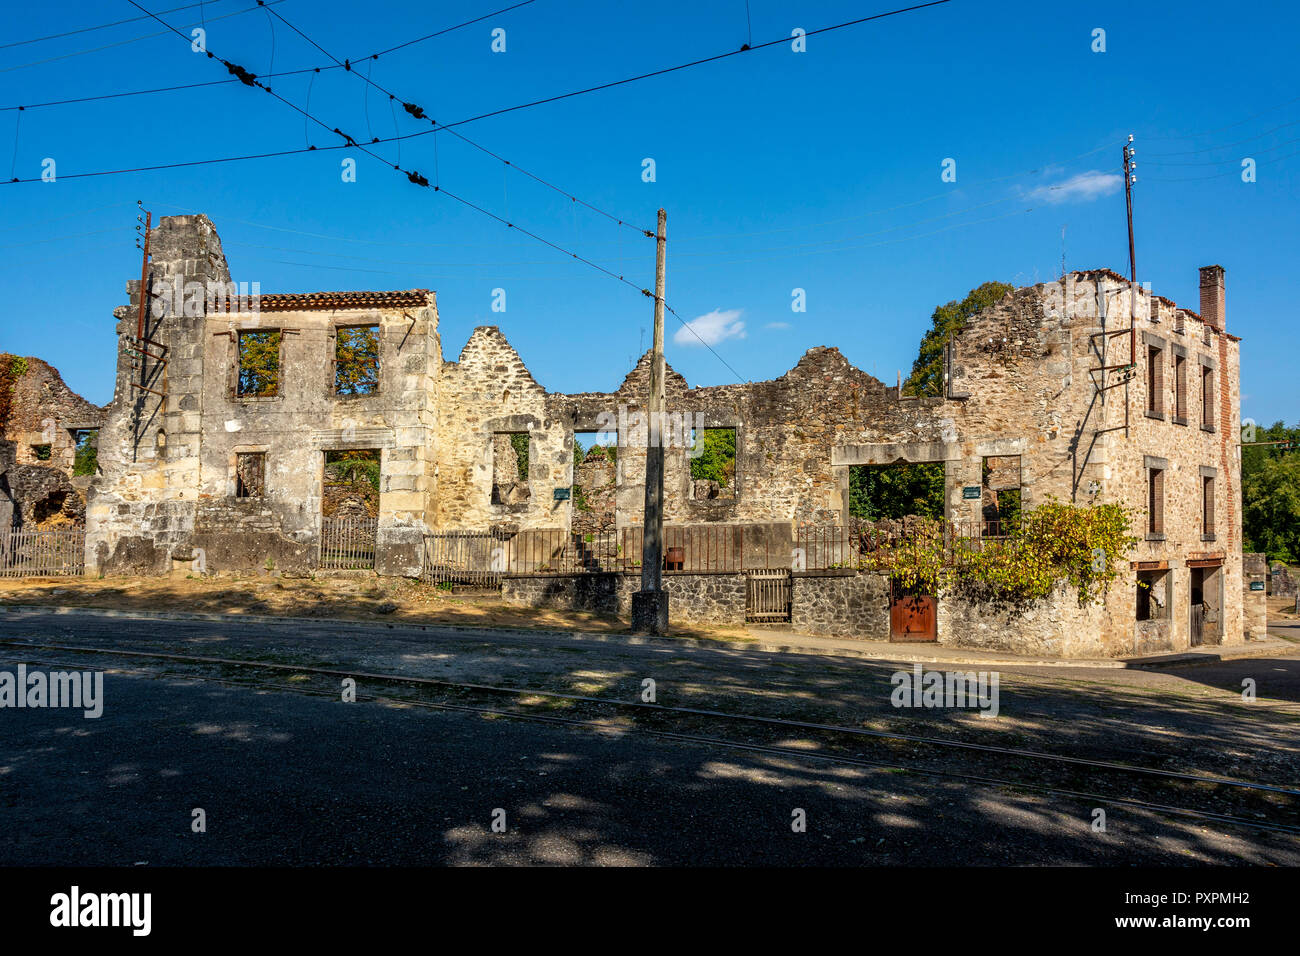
[1,670,1297,865]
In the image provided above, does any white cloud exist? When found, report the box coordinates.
[673,308,746,347]
[1027,170,1122,205]
[765,321,792,330]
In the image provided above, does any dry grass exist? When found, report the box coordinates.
[0,573,754,643]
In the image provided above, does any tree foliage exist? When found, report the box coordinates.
[849,463,945,520]
[335,325,379,396]
[237,331,280,397]
[509,433,530,481]
[903,281,1013,396]
[1243,427,1300,562]
[689,428,736,486]
[864,500,1136,606]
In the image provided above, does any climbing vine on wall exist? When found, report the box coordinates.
[864,499,1136,607]
[0,353,29,437]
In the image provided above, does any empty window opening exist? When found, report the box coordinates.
[323,449,380,517]
[237,330,281,397]
[1145,345,1163,416]
[1147,467,1164,537]
[492,433,530,505]
[1201,365,1215,427]
[30,443,51,462]
[573,429,617,532]
[70,429,98,477]
[1136,569,1169,621]
[689,427,737,500]
[235,452,266,498]
[335,325,379,396]
[1202,474,1216,537]
[981,456,1022,535]
[1173,354,1188,422]
[849,461,945,521]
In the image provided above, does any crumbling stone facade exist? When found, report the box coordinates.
[74,214,1256,657]
[0,357,104,528]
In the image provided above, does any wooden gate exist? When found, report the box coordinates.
[890,591,937,642]
[0,528,85,577]
[746,569,791,623]
[1190,603,1205,646]
[319,517,377,570]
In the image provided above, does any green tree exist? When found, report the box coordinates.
[849,463,945,520]
[510,433,530,480]
[237,331,281,396]
[689,428,736,486]
[1243,454,1300,563]
[335,325,380,396]
[904,281,1013,396]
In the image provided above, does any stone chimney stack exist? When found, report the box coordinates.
[1199,264,1225,331]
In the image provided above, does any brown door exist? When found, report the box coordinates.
[890,592,937,642]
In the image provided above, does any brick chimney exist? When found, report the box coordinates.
[1199,265,1225,331]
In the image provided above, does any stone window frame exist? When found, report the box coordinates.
[228,326,286,404]
[228,445,270,499]
[684,421,743,508]
[1144,454,1167,541]
[1200,465,1217,542]
[330,320,383,400]
[1170,343,1189,426]
[485,414,540,512]
[1198,354,1217,432]
[1142,331,1166,421]
[1135,567,1171,622]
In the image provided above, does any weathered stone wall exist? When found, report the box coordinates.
[6,357,104,471]
[938,584,1110,658]
[790,571,890,639]
[1243,553,1268,641]
[502,571,747,626]
[86,214,440,577]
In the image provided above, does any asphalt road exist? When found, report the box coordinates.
[2,661,1298,865]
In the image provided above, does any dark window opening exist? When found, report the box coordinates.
[237,330,281,397]
[323,449,380,517]
[1146,345,1163,416]
[70,429,99,476]
[235,452,266,498]
[1147,467,1164,537]
[1136,569,1169,621]
[1173,354,1187,422]
[335,325,380,396]
[492,433,530,505]
[689,427,737,500]
[1201,366,1215,427]
[30,443,51,461]
[849,461,945,521]
[1203,474,1215,537]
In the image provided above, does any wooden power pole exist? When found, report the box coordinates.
[634,208,669,634]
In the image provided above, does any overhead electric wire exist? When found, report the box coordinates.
[259,4,649,235]
[0,0,233,50]
[0,0,535,111]
[0,0,287,74]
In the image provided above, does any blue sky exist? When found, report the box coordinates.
[1,0,1296,423]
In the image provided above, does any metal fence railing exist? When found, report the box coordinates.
[795,518,1022,571]
[0,527,86,577]
[319,517,378,570]
[421,524,747,585]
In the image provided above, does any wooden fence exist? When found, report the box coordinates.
[319,517,378,570]
[0,527,86,577]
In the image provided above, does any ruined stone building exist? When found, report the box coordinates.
[0,357,104,529]
[34,214,1264,656]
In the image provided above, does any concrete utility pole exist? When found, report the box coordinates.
[633,208,669,634]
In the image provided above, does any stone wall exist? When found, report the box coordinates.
[790,570,889,639]
[938,584,1110,658]
[502,571,748,626]
[1243,553,1268,641]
